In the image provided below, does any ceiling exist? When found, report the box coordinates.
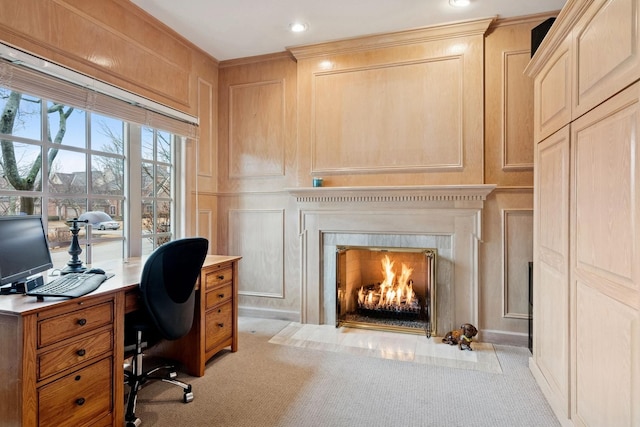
[129,0,566,62]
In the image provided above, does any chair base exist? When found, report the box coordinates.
[124,330,194,426]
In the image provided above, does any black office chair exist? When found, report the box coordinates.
[124,237,208,427]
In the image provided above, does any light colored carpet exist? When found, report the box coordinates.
[131,317,560,427]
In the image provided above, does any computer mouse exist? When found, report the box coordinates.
[85,268,106,275]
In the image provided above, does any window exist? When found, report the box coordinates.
[140,127,175,255]
[0,59,191,266]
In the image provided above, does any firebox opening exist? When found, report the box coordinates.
[336,246,436,337]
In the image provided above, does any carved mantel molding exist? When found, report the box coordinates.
[286,184,497,205]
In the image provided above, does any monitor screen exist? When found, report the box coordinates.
[0,216,54,286]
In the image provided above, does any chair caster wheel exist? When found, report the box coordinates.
[183,391,194,403]
[126,418,141,427]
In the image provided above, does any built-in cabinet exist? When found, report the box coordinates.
[528,0,640,425]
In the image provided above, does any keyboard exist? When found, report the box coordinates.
[26,272,107,298]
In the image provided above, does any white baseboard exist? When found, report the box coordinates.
[239,306,300,322]
[479,329,529,347]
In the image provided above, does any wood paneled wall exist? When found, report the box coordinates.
[0,0,219,246]
[290,19,491,187]
[219,13,558,343]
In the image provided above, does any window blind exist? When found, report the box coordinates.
[0,59,198,139]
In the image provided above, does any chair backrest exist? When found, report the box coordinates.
[139,237,209,340]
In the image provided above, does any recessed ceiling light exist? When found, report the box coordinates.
[449,0,471,7]
[289,22,308,33]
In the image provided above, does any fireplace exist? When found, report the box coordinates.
[287,185,496,336]
[336,246,437,337]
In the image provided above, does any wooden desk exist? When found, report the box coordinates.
[0,255,241,427]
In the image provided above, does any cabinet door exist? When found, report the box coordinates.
[533,124,571,418]
[570,81,640,427]
[534,36,572,142]
[572,0,640,119]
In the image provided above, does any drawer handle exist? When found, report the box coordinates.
[77,349,86,357]
[217,275,225,280]
[77,318,87,326]
[217,323,224,328]
[218,293,225,299]
[76,398,86,406]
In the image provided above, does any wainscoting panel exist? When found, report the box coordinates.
[312,57,463,173]
[229,79,286,178]
[228,209,285,298]
[502,209,533,319]
[198,208,213,251]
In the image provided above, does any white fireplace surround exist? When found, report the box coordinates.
[288,185,496,335]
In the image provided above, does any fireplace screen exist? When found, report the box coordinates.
[336,246,436,337]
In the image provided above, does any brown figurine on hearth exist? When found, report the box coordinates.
[442,323,478,351]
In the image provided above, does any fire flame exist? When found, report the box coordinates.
[357,255,416,309]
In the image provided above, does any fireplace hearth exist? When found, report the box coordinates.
[336,246,436,337]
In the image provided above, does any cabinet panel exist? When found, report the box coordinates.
[205,283,233,309]
[574,283,637,427]
[38,357,113,427]
[573,0,640,118]
[38,301,114,347]
[534,125,571,418]
[535,37,572,142]
[204,266,233,290]
[38,328,113,381]
[572,82,639,305]
[205,301,233,351]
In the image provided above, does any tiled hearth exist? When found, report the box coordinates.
[269,322,502,373]
[288,185,495,336]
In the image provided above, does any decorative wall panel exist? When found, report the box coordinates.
[229,80,286,178]
[228,209,285,298]
[503,50,534,170]
[198,78,214,178]
[502,209,533,318]
[312,58,463,173]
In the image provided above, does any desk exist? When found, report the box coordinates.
[0,255,241,427]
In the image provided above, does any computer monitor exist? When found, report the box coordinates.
[0,215,53,287]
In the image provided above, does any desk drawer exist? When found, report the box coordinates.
[38,301,114,348]
[205,283,233,309]
[38,357,112,427]
[38,329,113,381]
[204,266,233,290]
[205,301,232,350]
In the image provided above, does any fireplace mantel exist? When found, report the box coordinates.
[289,184,496,332]
[286,184,496,205]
